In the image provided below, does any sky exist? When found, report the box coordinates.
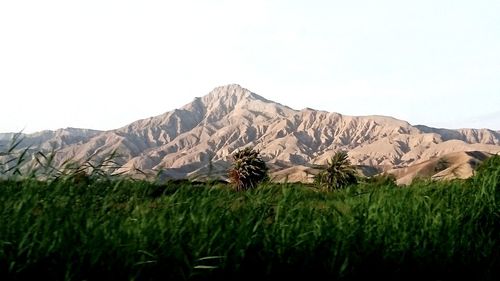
[1,0,499,133]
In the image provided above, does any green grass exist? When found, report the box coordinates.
[0,164,499,280]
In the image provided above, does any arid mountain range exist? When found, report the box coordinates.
[2,84,500,184]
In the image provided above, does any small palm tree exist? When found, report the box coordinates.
[228,147,268,191]
[314,151,358,190]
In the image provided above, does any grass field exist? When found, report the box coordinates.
[0,159,499,280]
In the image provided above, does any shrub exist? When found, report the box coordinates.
[363,173,397,188]
[474,154,500,180]
[435,158,450,172]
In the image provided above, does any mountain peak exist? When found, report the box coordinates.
[179,84,279,116]
[173,84,297,126]
[201,84,268,105]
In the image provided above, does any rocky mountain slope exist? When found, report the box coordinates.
[388,151,491,185]
[2,84,500,183]
[0,128,102,151]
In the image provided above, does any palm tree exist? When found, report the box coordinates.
[228,147,268,191]
[314,151,358,190]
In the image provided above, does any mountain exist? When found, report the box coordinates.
[0,128,102,151]
[388,151,491,185]
[2,84,500,183]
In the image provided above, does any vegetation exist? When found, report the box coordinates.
[0,132,30,177]
[1,137,499,280]
[228,147,268,191]
[435,157,450,172]
[0,157,498,280]
[361,173,397,188]
[0,133,124,182]
[475,153,500,178]
[314,151,358,190]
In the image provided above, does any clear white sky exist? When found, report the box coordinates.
[1,0,499,133]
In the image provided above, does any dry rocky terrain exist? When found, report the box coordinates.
[2,84,499,184]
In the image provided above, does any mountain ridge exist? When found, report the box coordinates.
[1,84,499,183]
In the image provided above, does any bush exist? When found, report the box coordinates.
[474,154,500,180]
[362,173,397,188]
